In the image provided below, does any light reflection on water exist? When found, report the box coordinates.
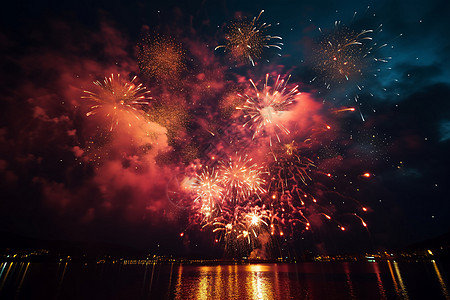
[372,260,387,300]
[0,260,449,299]
[393,261,409,299]
[432,260,450,300]
[246,264,274,300]
[343,262,356,300]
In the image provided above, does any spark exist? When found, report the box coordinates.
[353,214,368,228]
[334,107,356,113]
[246,207,269,227]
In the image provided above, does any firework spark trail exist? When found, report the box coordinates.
[333,107,356,113]
[264,140,369,237]
[237,74,300,145]
[215,10,283,66]
[82,74,151,131]
[268,141,315,193]
[268,188,310,236]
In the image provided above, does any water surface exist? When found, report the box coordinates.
[0,260,449,299]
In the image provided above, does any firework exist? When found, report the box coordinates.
[310,17,398,120]
[187,156,268,253]
[210,205,246,252]
[268,141,315,192]
[237,74,299,145]
[83,74,151,131]
[238,206,270,245]
[194,167,224,209]
[268,192,310,236]
[312,24,374,86]
[137,35,185,79]
[219,155,266,203]
[209,203,270,254]
[264,142,316,235]
[245,205,270,230]
[215,10,283,66]
[264,140,368,237]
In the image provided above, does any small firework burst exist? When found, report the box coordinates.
[245,205,270,229]
[215,10,283,66]
[313,24,373,86]
[237,74,300,145]
[82,74,151,131]
[310,16,398,120]
[219,154,266,203]
[137,35,185,79]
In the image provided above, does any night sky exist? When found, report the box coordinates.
[1,0,449,258]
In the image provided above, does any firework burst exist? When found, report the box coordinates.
[312,24,374,86]
[310,16,399,120]
[194,167,224,209]
[137,35,185,80]
[82,74,151,131]
[215,10,283,66]
[219,155,266,203]
[209,203,270,254]
[237,74,300,145]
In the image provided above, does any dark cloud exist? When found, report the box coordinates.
[0,17,176,247]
